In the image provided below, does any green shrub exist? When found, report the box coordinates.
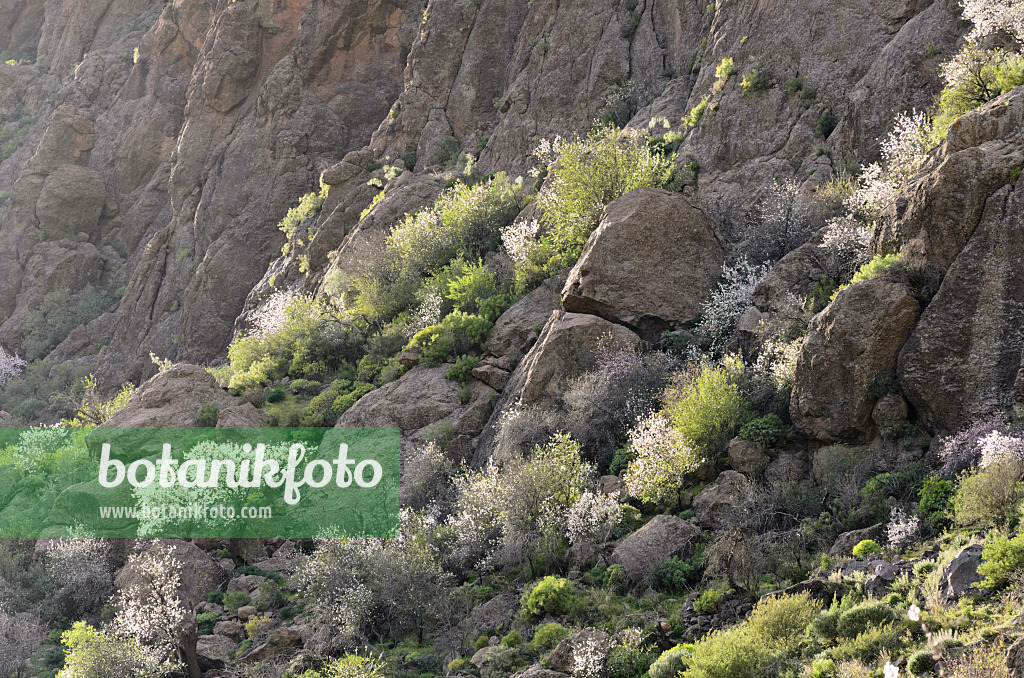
[608,446,636,476]
[480,645,521,678]
[266,386,286,403]
[501,630,522,648]
[648,644,692,678]
[534,124,674,263]
[977,532,1024,590]
[224,591,252,615]
[738,414,786,447]
[953,459,1024,528]
[256,580,287,611]
[447,260,498,315]
[935,47,1024,129]
[449,657,471,672]
[739,69,770,95]
[907,649,936,675]
[663,361,749,461]
[606,645,652,678]
[851,539,881,558]
[207,589,225,605]
[919,477,954,531]
[446,355,479,384]
[408,311,492,365]
[521,576,573,617]
[354,174,526,324]
[682,627,773,678]
[197,611,219,635]
[196,402,220,427]
[851,254,900,284]
[474,635,491,651]
[693,588,723,615]
[530,622,568,651]
[835,601,896,639]
[655,551,705,593]
[808,657,835,678]
[745,592,821,651]
[828,624,903,663]
[816,113,837,139]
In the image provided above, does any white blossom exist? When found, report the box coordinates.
[0,345,26,388]
[250,289,302,338]
[977,430,1024,467]
[573,635,606,678]
[694,259,770,353]
[110,548,187,662]
[887,506,921,550]
[960,0,1024,41]
[566,491,623,545]
[501,218,541,264]
[623,412,699,504]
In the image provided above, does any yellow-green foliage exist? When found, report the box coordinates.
[745,592,821,652]
[713,57,735,91]
[245,614,273,640]
[536,125,674,259]
[683,97,709,128]
[977,532,1024,590]
[662,360,748,460]
[223,296,335,391]
[521,576,573,617]
[530,622,569,651]
[61,376,136,427]
[407,311,492,365]
[278,181,328,242]
[953,459,1024,528]
[682,627,772,678]
[850,254,900,284]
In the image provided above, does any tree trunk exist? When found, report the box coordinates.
[178,611,202,678]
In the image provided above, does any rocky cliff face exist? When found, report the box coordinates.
[1,0,1021,446]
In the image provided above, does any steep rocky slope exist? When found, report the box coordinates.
[0,0,968,395]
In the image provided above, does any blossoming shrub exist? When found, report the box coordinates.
[623,412,699,505]
[693,260,770,354]
[449,433,593,570]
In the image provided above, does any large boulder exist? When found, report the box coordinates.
[939,544,985,604]
[562,188,724,340]
[505,311,641,413]
[609,514,701,583]
[791,279,920,442]
[196,634,237,671]
[486,272,566,360]
[898,182,1024,433]
[692,471,748,531]
[473,311,641,464]
[101,363,263,428]
[336,366,496,445]
[245,627,302,662]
